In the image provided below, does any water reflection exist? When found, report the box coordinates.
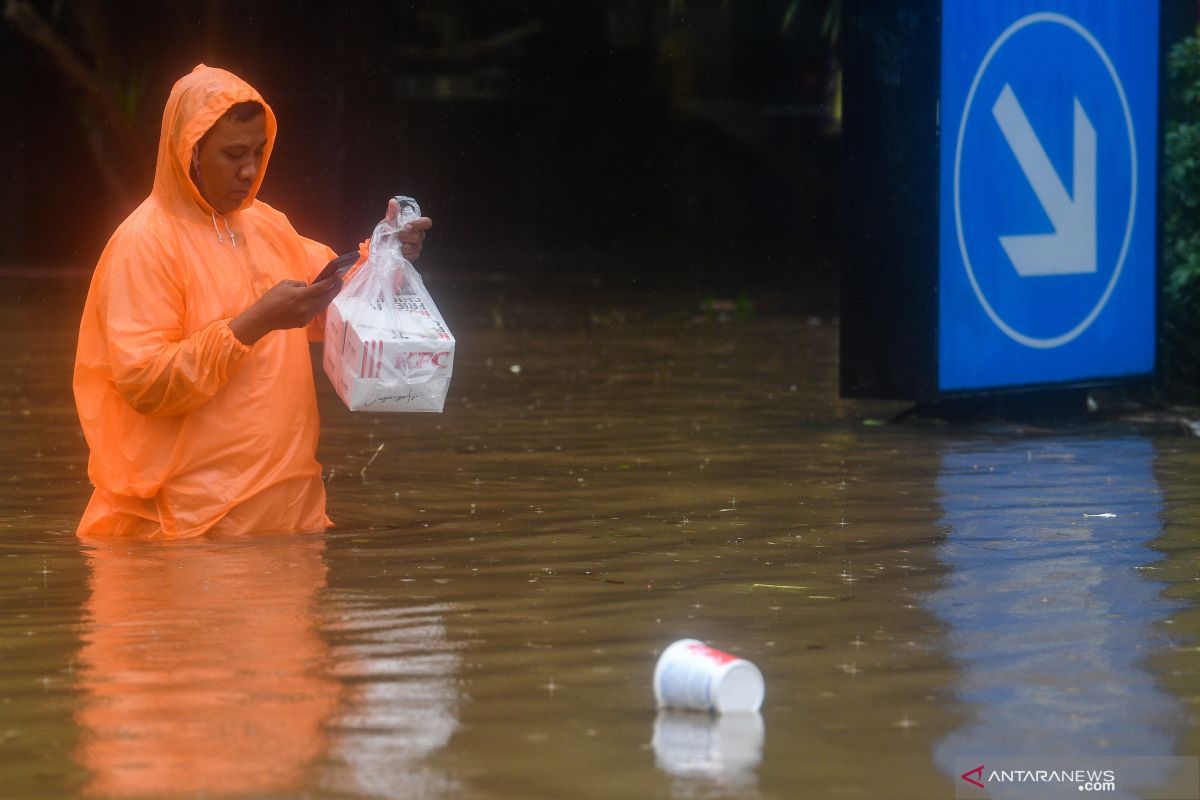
[317,590,462,798]
[929,437,1187,787]
[74,534,464,799]
[653,711,764,796]
[75,535,338,797]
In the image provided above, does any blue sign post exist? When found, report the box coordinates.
[938,1,1158,392]
[840,1,1180,402]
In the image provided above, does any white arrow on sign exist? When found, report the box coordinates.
[991,82,1096,276]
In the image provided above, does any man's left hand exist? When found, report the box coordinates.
[400,217,432,261]
[384,197,432,261]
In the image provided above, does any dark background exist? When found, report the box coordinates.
[1,0,843,298]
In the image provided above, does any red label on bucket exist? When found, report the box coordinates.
[685,642,738,665]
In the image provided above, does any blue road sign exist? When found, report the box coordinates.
[938,1,1158,392]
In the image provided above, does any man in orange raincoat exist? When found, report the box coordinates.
[73,65,431,539]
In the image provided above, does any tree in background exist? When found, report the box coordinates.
[4,0,227,209]
[6,0,841,280]
[1163,33,1200,393]
[5,1,545,217]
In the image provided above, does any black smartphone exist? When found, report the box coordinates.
[312,252,359,285]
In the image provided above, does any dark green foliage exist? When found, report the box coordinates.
[1162,35,1200,389]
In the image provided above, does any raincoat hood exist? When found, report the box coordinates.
[154,64,278,216]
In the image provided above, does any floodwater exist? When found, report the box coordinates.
[1,274,1198,799]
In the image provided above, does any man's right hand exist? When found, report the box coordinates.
[230,278,341,345]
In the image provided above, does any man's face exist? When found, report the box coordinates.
[194,112,267,215]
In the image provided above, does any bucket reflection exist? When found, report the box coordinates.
[652,710,764,794]
[929,437,1187,791]
[74,535,337,797]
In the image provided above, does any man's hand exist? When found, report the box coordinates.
[230,278,341,346]
[385,197,433,261]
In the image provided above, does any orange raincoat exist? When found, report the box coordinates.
[74,65,335,539]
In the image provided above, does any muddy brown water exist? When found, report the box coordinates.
[0,275,1197,799]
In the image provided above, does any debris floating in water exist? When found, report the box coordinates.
[1083,512,1117,518]
[360,442,386,478]
[751,583,810,591]
[654,639,765,713]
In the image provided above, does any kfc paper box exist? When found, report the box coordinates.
[323,283,455,413]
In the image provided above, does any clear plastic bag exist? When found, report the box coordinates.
[323,196,455,412]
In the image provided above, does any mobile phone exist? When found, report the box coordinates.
[313,252,359,285]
